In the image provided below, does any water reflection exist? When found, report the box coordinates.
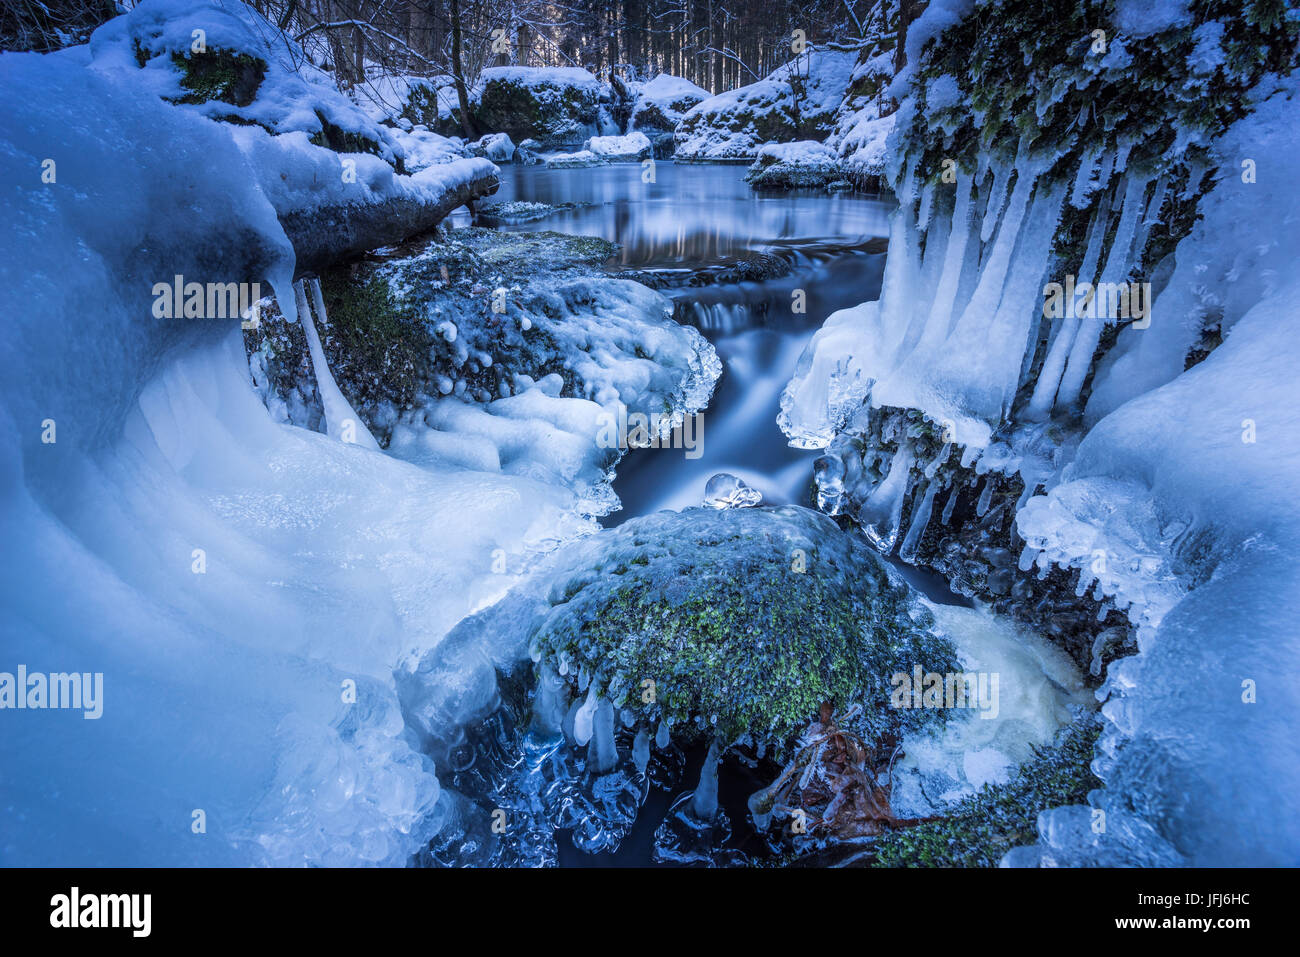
[484,162,893,527]
[482,161,894,267]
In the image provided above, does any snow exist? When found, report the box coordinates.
[480,66,605,97]
[90,0,404,165]
[754,140,838,165]
[87,0,496,219]
[477,131,516,162]
[0,9,716,866]
[544,149,603,168]
[1115,0,1193,38]
[386,127,469,171]
[629,73,709,131]
[583,131,652,160]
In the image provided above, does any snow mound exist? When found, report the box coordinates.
[583,131,652,161]
[629,73,710,131]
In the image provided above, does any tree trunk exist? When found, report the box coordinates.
[449,0,478,138]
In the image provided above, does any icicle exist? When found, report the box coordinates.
[1134,173,1169,265]
[921,175,978,345]
[980,161,1012,242]
[1028,198,1112,417]
[917,177,938,231]
[924,441,952,479]
[587,700,617,774]
[941,486,960,525]
[1069,145,1102,208]
[1055,173,1152,411]
[1089,630,1114,677]
[899,480,938,564]
[859,447,914,552]
[655,720,670,749]
[295,279,380,451]
[1075,570,1095,598]
[691,738,721,821]
[1018,544,1039,572]
[531,665,568,736]
[976,476,995,516]
[632,728,650,776]
[573,685,599,746]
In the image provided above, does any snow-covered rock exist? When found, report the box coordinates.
[675,46,858,160]
[545,149,604,168]
[745,140,842,188]
[474,66,617,149]
[582,131,652,161]
[630,73,710,131]
[476,131,516,162]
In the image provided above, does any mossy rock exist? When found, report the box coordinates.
[524,505,959,750]
[168,48,265,107]
[871,714,1103,867]
[475,77,602,146]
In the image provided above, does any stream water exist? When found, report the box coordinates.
[471,163,963,864]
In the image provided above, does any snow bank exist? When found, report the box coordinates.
[0,13,713,867]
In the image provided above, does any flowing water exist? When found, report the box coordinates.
[480,162,893,517]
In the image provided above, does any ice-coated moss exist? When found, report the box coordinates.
[871,714,1103,868]
[525,505,960,750]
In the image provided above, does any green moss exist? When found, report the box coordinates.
[475,77,601,144]
[169,48,265,107]
[314,271,432,412]
[533,508,959,750]
[872,715,1103,867]
[309,111,404,173]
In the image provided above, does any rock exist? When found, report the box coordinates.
[477,131,516,162]
[422,506,959,753]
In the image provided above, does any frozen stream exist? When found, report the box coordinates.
[481,162,963,603]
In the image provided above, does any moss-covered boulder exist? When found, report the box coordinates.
[454,506,960,752]
[473,67,610,149]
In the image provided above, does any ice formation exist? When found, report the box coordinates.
[778,1,1300,865]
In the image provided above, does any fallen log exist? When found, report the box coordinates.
[281,158,500,279]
